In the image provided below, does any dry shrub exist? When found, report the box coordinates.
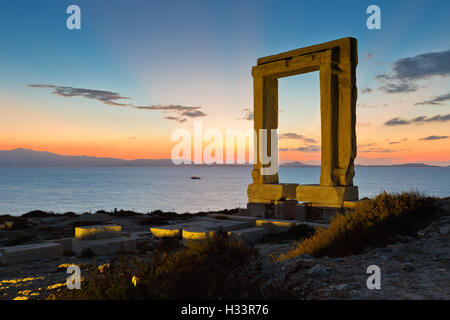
[279,191,437,259]
[48,234,292,300]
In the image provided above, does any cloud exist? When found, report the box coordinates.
[29,84,206,121]
[164,116,187,123]
[357,143,376,148]
[134,104,202,112]
[360,87,373,94]
[415,92,450,106]
[378,82,418,94]
[28,84,131,106]
[359,148,398,153]
[419,135,448,141]
[181,110,207,118]
[376,49,450,94]
[384,113,450,126]
[365,52,374,59]
[357,103,378,108]
[279,133,317,143]
[279,145,321,153]
[239,107,253,121]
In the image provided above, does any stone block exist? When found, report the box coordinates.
[194,218,251,232]
[72,237,136,256]
[246,202,269,217]
[75,224,122,240]
[0,242,63,264]
[206,213,259,224]
[255,218,299,233]
[296,185,358,205]
[296,204,307,221]
[182,226,216,241]
[228,227,268,244]
[247,183,299,203]
[150,224,184,238]
[273,200,298,220]
[247,183,283,203]
[129,231,153,238]
[4,221,14,230]
[44,238,72,252]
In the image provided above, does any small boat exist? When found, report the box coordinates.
[191,176,201,179]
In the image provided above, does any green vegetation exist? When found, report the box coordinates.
[279,191,437,259]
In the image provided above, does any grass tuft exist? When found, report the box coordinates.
[48,234,293,300]
[279,191,437,259]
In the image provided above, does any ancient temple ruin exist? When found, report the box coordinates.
[247,37,359,220]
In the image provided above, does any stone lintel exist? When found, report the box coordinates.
[257,37,357,66]
[296,184,358,205]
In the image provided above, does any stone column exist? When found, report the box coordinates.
[251,75,279,184]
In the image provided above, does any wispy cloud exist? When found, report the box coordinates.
[359,148,398,153]
[419,135,448,141]
[364,52,374,60]
[28,84,207,121]
[376,49,450,94]
[279,145,320,152]
[28,84,131,106]
[384,113,450,126]
[415,92,450,106]
[163,116,187,123]
[360,87,373,94]
[279,133,317,143]
[238,107,253,121]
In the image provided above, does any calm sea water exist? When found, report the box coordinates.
[0,167,449,216]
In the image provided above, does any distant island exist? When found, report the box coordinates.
[0,148,447,167]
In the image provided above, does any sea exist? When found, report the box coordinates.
[0,167,449,216]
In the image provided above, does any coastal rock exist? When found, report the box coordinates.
[439,226,449,235]
[402,262,416,272]
[307,264,329,276]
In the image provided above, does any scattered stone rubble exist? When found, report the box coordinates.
[0,199,448,300]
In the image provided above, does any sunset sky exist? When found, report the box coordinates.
[1,0,449,165]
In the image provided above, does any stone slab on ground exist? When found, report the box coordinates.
[151,219,252,240]
[72,236,137,256]
[255,218,300,233]
[206,213,259,224]
[228,227,269,244]
[192,218,252,231]
[182,226,217,241]
[129,231,153,238]
[75,225,122,240]
[44,238,73,252]
[150,224,184,238]
[298,221,329,229]
[0,242,63,265]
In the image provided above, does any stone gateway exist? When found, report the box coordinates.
[247,37,359,219]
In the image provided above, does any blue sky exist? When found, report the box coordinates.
[0,0,449,164]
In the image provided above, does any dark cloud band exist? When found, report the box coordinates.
[384,113,450,126]
[28,84,207,120]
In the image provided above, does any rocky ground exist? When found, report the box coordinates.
[0,200,448,300]
[257,198,450,299]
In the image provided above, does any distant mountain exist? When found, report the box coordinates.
[279,161,316,167]
[0,148,447,167]
[0,148,173,167]
[355,163,441,168]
